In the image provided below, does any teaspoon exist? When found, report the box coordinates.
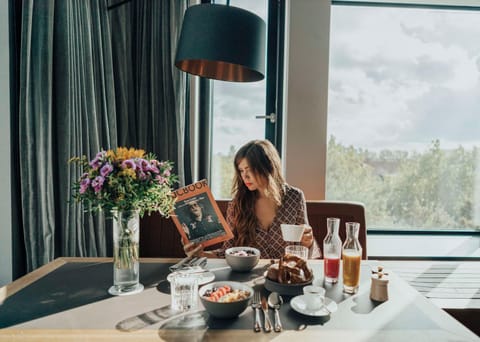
[267,292,283,332]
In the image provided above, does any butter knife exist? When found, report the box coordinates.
[261,297,272,333]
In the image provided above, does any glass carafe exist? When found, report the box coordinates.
[323,217,342,283]
[342,222,362,294]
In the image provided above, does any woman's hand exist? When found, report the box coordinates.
[300,225,314,248]
[183,240,204,258]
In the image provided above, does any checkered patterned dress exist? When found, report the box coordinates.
[222,184,322,259]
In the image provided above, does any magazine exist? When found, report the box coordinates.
[170,179,233,248]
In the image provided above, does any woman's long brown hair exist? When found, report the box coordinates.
[230,140,285,246]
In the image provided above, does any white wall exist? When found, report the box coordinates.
[0,1,12,287]
[283,0,331,200]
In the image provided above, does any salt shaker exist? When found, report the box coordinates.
[370,266,389,302]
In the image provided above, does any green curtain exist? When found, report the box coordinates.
[16,0,188,272]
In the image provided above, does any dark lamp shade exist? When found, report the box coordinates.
[175,4,266,82]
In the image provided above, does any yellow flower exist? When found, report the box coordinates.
[119,168,136,179]
[115,147,145,161]
[106,147,146,162]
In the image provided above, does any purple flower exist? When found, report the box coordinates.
[100,163,113,177]
[138,171,147,180]
[79,177,91,194]
[163,169,171,177]
[137,159,150,172]
[88,151,106,170]
[155,175,166,184]
[121,159,136,170]
[150,165,159,174]
[91,176,105,193]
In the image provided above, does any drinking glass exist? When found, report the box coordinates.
[285,245,308,260]
[170,273,199,312]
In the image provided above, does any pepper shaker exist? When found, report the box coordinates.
[370,266,389,302]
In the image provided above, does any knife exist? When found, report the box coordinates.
[261,297,272,333]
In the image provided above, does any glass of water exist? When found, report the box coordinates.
[169,273,199,312]
[285,245,309,260]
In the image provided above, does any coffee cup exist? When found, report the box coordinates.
[280,224,305,242]
[303,285,326,311]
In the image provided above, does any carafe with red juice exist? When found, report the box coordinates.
[323,217,342,283]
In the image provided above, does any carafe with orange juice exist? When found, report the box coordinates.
[323,217,342,283]
[342,222,362,294]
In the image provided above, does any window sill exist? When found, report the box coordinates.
[367,233,480,260]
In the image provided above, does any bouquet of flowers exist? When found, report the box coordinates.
[70,147,177,218]
[70,147,177,280]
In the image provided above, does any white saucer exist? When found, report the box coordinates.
[290,295,338,316]
[167,269,215,285]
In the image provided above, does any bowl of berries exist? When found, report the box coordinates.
[199,281,253,318]
[225,247,260,272]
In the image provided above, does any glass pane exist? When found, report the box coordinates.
[327,5,480,231]
[210,0,268,199]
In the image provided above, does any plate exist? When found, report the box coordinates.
[167,269,215,285]
[264,277,312,296]
[290,295,338,317]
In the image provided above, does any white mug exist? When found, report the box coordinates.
[303,285,326,311]
[280,224,305,242]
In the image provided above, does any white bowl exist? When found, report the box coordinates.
[199,281,253,319]
[225,247,260,272]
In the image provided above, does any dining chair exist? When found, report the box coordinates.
[139,200,367,259]
[306,201,367,259]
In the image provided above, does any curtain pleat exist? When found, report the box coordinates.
[16,0,188,272]
[109,0,188,185]
[19,0,56,271]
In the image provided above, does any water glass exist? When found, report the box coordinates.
[169,273,199,312]
[285,245,308,260]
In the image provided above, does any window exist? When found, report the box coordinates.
[327,4,480,231]
[210,0,272,199]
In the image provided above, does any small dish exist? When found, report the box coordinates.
[225,247,260,272]
[167,268,215,285]
[290,295,337,317]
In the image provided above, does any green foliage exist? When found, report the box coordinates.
[326,136,479,230]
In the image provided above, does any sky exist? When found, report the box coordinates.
[212,3,480,155]
[328,5,480,152]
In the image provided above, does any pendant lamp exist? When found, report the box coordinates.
[175,4,266,82]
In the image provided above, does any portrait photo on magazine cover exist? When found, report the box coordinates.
[171,179,233,247]
[176,196,226,242]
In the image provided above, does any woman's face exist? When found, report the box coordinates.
[237,158,265,192]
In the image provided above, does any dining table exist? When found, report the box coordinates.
[0,257,478,341]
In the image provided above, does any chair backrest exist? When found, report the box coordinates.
[140,200,367,259]
[139,201,230,258]
[306,201,367,259]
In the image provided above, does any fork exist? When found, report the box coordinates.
[251,291,262,332]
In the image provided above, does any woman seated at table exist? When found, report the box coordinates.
[184,139,321,259]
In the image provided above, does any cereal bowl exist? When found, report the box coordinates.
[199,281,253,319]
[225,247,260,272]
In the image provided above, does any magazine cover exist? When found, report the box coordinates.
[170,179,233,247]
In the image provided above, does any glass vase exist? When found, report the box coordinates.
[108,209,144,296]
